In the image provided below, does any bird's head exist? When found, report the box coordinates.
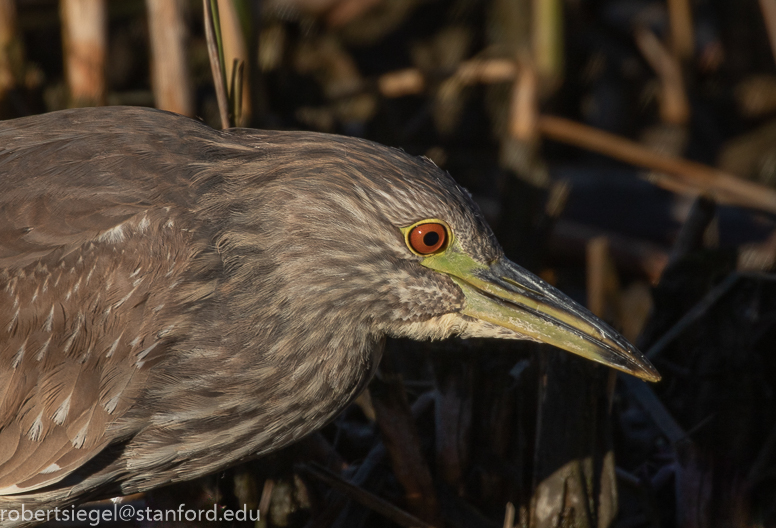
[209,130,659,382]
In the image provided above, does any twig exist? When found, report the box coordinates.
[354,389,376,421]
[299,432,349,473]
[371,366,442,526]
[615,467,643,489]
[317,444,388,528]
[634,27,689,125]
[433,359,473,493]
[378,59,518,98]
[258,479,274,517]
[302,464,437,528]
[537,115,776,214]
[379,68,426,98]
[203,0,229,129]
[669,195,716,265]
[455,58,518,84]
[646,273,740,360]
[620,374,687,444]
[315,392,435,528]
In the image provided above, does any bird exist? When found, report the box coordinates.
[0,106,659,520]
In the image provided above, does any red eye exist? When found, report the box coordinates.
[408,223,447,255]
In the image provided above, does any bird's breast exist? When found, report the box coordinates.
[118,313,383,492]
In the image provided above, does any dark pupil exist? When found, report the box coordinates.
[423,231,440,247]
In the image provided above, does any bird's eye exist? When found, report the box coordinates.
[408,222,448,255]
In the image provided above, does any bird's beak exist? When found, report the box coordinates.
[420,240,661,382]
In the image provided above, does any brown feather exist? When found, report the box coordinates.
[0,106,495,518]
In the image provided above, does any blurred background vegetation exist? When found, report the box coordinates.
[3,0,776,527]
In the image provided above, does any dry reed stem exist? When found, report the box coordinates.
[538,115,776,214]
[551,220,669,284]
[646,273,741,361]
[503,502,515,528]
[634,28,690,125]
[532,0,563,91]
[370,372,442,527]
[60,0,106,107]
[0,0,18,96]
[620,374,686,444]
[508,57,538,142]
[378,68,425,97]
[667,0,694,59]
[668,195,716,265]
[586,236,619,321]
[434,365,472,493]
[203,0,230,129]
[258,479,275,517]
[738,229,776,271]
[217,0,250,125]
[146,0,194,116]
[378,58,518,98]
[303,464,437,528]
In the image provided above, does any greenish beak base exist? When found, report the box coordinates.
[420,240,660,382]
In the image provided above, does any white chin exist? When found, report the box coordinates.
[392,312,529,342]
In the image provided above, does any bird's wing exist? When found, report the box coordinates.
[0,107,209,495]
[0,107,211,268]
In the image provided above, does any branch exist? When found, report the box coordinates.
[538,115,776,214]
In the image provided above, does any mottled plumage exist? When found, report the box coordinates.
[0,107,657,523]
